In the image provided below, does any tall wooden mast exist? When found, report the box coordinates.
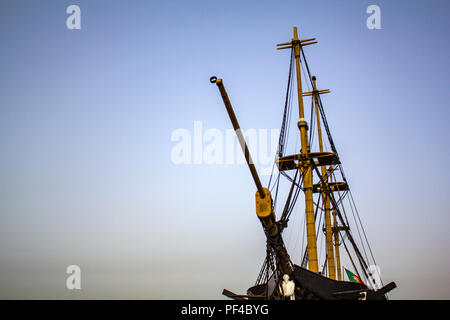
[330,172,342,281]
[293,27,319,273]
[278,27,319,272]
[311,76,336,279]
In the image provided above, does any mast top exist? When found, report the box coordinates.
[276,26,317,50]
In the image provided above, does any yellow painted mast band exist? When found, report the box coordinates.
[312,77,336,279]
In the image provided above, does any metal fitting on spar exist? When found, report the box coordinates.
[297,120,309,131]
[210,76,222,85]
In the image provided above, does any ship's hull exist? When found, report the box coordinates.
[244,265,395,300]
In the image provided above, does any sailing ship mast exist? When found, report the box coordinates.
[211,26,396,300]
[277,27,356,279]
[277,27,321,274]
[311,76,336,279]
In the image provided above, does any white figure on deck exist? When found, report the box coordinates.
[367,265,382,290]
[280,274,295,300]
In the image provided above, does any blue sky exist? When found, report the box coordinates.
[0,0,449,299]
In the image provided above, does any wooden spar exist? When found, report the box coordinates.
[312,76,336,280]
[292,26,319,273]
[210,76,293,277]
[330,172,342,281]
[209,76,265,199]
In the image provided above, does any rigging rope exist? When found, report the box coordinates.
[277,48,295,159]
[261,45,381,287]
[300,47,381,281]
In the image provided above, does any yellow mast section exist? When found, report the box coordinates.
[330,172,342,281]
[277,27,319,273]
[292,27,318,273]
[311,76,336,279]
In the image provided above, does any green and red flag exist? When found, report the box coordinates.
[344,268,365,285]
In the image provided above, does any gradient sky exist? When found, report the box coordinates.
[1,0,449,299]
